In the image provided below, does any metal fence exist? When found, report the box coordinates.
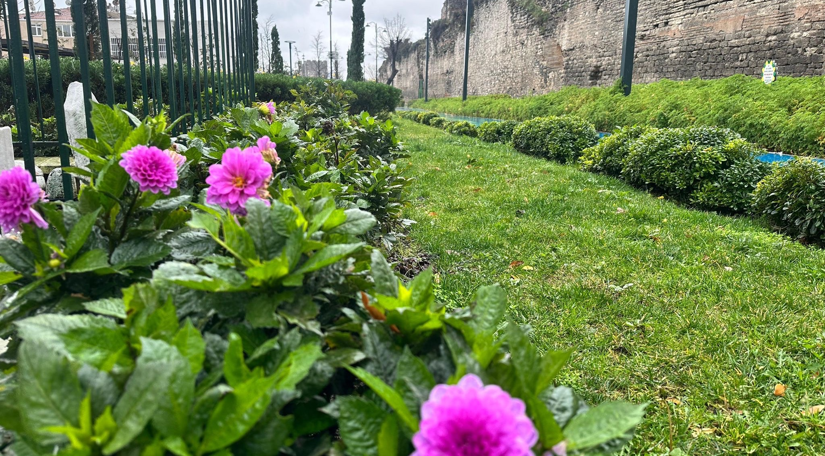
[2,0,257,199]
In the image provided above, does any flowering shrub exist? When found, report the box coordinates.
[511,116,599,163]
[0,89,644,455]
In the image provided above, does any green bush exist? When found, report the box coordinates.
[580,125,654,176]
[511,116,598,163]
[255,73,401,115]
[753,158,825,243]
[410,74,825,157]
[478,120,520,143]
[417,111,439,125]
[446,120,478,137]
[429,117,449,128]
[623,127,770,212]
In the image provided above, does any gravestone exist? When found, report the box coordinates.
[0,127,13,171]
[14,160,45,189]
[46,169,78,200]
[64,81,97,171]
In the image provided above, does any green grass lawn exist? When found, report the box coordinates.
[396,119,825,455]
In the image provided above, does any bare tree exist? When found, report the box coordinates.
[310,30,326,78]
[258,15,275,73]
[380,14,410,86]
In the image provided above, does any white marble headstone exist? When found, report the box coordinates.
[0,126,14,172]
[64,81,98,170]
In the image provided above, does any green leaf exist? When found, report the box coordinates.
[150,340,197,438]
[0,270,22,286]
[470,284,507,335]
[272,343,324,390]
[188,211,220,237]
[145,195,191,212]
[168,230,218,261]
[223,215,257,262]
[82,298,127,319]
[17,340,84,444]
[224,333,253,388]
[173,320,206,375]
[337,396,386,456]
[111,238,171,269]
[393,348,435,417]
[198,375,278,453]
[103,338,177,454]
[565,401,647,451]
[346,367,419,432]
[330,208,377,236]
[535,349,573,395]
[377,414,400,456]
[66,249,111,273]
[64,209,100,259]
[506,323,540,394]
[96,161,130,208]
[370,251,398,297]
[527,395,565,448]
[244,199,287,261]
[0,238,36,274]
[91,101,131,147]
[293,242,364,275]
[162,436,192,456]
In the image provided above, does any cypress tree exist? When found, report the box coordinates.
[346,0,365,81]
[270,26,284,74]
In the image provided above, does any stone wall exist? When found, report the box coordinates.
[389,0,825,100]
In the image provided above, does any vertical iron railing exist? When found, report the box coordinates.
[3,0,256,200]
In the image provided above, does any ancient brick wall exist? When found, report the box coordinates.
[390,0,825,100]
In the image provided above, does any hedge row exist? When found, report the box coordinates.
[0,58,401,119]
[397,110,478,137]
[409,75,825,157]
[402,111,825,245]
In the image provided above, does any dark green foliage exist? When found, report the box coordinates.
[347,0,366,81]
[429,117,448,129]
[255,73,401,115]
[270,25,284,74]
[753,159,825,243]
[70,0,100,57]
[478,120,520,143]
[580,125,654,176]
[623,127,770,212]
[411,74,825,157]
[511,116,598,163]
[416,112,439,125]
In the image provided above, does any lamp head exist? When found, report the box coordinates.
[315,2,322,6]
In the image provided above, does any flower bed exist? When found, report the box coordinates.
[0,85,643,455]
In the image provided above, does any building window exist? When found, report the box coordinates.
[57,24,73,37]
[32,24,42,36]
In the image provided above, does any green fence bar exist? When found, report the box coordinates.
[174,0,186,129]
[119,0,134,113]
[192,0,203,122]
[150,0,163,117]
[43,0,73,199]
[162,0,178,129]
[200,0,210,118]
[136,0,150,117]
[70,0,95,139]
[98,0,115,106]
[210,0,220,110]
[4,0,36,178]
[183,0,195,125]
[247,0,255,102]
[22,0,44,140]
[218,0,227,108]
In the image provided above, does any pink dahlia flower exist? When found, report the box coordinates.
[255,136,280,166]
[265,101,276,115]
[0,167,48,232]
[165,148,187,168]
[412,374,538,456]
[205,146,272,214]
[119,145,181,194]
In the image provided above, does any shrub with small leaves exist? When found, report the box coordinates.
[429,117,449,129]
[753,158,825,243]
[511,116,598,163]
[417,112,440,125]
[479,120,520,144]
[446,120,478,137]
[580,125,654,177]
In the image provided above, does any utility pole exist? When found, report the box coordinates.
[366,21,380,81]
[425,17,430,101]
[285,40,295,75]
[462,0,473,101]
[316,0,344,79]
[619,0,639,96]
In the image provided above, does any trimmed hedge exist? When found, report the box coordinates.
[580,125,654,177]
[479,120,520,144]
[410,75,825,157]
[753,158,825,243]
[623,127,771,212]
[255,73,401,114]
[511,116,598,163]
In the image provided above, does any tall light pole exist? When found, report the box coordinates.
[425,18,431,101]
[620,0,639,96]
[285,40,296,76]
[462,0,473,101]
[316,0,345,79]
[366,21,383,82]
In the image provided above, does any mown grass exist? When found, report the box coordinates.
[396,119,825,455]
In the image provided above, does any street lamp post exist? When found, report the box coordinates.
[285,40,296,76]
[315,0,344,79]
[366,22,383,82]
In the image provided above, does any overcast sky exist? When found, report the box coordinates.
[260,0,445,79]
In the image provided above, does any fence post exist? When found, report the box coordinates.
[162,0,178,129]
[43,0,74,199]
[4,0,36,178]
[135,0,150,117]
[97,0,115,105]
[118,0,134,113]
[71,0,95,139]
[22,0,45,140]
[191,0,202,123]
[248,0,255,103]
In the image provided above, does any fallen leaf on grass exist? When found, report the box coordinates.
[616,207,626,214]
[724,266,733,271]
[803,405,825,416]
[427,212,438,217]
[522,265,534,271]
[524,197,529,203]
[666,398,682,405]
[774,384,787,397]
[433,167,442,171]
[473,188,482,193]
[658,196,665,200]
[509,261,524,269]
